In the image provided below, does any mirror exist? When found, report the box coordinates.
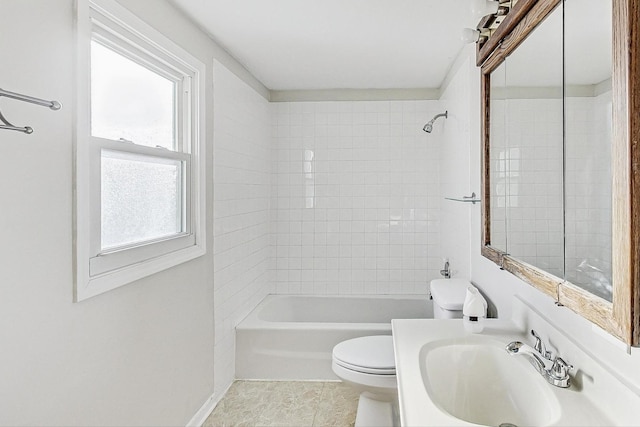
[564,0,613,301]
[480,0,640,344]
[501,6,564,277]
[488,60,507,254]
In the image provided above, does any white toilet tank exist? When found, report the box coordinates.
[430,278,472,319]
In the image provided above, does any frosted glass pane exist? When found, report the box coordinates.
[91,41,175,149]
[101,151,183,249]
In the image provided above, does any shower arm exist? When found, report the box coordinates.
[431,112,448,121]
[422,110,448,133]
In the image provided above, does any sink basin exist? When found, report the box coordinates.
[420,336,562,426]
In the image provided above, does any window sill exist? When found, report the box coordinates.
[75,243,205,302]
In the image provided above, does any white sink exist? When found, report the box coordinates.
[420,336,561,426]
[392,304,640,427]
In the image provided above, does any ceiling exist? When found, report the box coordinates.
[170,0,475,91]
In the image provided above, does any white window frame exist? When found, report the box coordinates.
[75,0,206,301]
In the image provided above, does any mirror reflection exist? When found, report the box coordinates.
[489,61,507,254]
[564,0,613,301]
[505,5,564,277]
[490,5,564,276]
[486,0,613,302]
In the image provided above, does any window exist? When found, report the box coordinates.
[75,0,206,301]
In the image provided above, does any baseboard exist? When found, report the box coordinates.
[186,393,216,427]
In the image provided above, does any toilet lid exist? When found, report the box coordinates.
[332,335,396,375]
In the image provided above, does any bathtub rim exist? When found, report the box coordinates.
[236,293,432,331]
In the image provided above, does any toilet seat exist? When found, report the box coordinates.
[332,336,396,375]
[333,359,396,375]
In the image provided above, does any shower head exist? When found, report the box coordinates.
[422,110,448,133]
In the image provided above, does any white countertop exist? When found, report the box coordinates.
[391,318,624,427]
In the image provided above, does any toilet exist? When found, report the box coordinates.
[331,278,477,427]
[430,278,473,319]
[332,335,398,427]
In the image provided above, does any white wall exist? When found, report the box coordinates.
[212,61,271,400]
[442,45,640,393]
[438,51,476,280]
[270,101,443,295]
[0,1,267,425]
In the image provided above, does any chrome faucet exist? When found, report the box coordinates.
[440,260,451,278]
[505,329,573,388]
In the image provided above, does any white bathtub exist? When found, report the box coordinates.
[235,294,433,380]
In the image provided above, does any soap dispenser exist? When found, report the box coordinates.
[462,285,488,333]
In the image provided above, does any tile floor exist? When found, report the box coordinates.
[204,380,360,427]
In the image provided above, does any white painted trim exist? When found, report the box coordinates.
[492,85,609,99]
[492,86,563,99]
[90,0,204,71]
[186,393,216,427]
[74,0,93,302]
[594,78,612,96]
[78,245,205,301]
[566,85,597,97]
[269,88,439,102]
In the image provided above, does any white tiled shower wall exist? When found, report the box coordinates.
[269,101,444,295]
[213,62,271,398]
[211,70,452,400]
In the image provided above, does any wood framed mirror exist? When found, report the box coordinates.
[480,0,640,344]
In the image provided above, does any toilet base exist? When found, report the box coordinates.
[354,393,400,427]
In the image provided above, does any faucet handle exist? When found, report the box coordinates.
[531,330,552,360]
[550,357,573,380]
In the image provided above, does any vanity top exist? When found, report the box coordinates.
[392,316,640,427]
